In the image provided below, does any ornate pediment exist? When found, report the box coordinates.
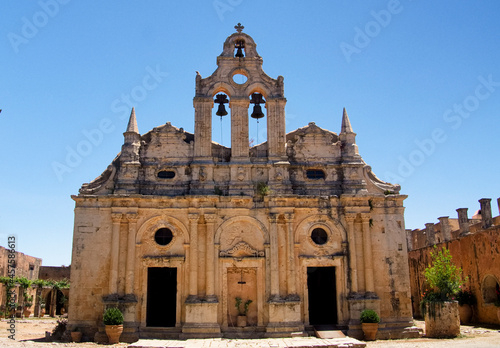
[219,241,264,258]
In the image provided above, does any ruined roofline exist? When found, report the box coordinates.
[407,197,500,250]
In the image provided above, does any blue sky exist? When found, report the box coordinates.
[1,1,499,266]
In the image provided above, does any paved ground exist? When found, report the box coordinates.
[0,317,499,348]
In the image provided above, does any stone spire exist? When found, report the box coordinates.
[126,107,139,134]
[339,108,358,153]
[123,107,140,146]
[341,107,354,134]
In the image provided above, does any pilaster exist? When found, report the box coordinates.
[345,214,358,294]
[268,213,280,300]
[193,97,214,159]
[229,97,250,160]
[125,213,138,295]
[266,97,287,161]
[361,214,375,295]
[109,213,122,294]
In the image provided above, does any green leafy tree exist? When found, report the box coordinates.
[424,246,466,301]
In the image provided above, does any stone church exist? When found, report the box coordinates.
[68,25,413,341]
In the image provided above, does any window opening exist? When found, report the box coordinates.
[155,228,173,246]
[311,228,328,245]
[158,170,175,179]
[306,169,325,180]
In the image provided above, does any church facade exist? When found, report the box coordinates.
[68,25,413,342]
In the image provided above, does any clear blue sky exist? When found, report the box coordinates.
[1,1,499,266]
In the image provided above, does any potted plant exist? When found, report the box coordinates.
[235,297,252,327]
[59,295,68,314]
[422,246,464,338]
[360,309,380,341]
[70,327,82,342]
[23,295,33,318]
[103,307,124,344]
[456,289,476,324]
[15,303,23,318]
[39,296,46,317]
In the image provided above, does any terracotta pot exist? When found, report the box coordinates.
[71,331,82,342]
[424,301,460,338]
[39,308,46,317]
[236,315,247,327]
[105,324,123,344]
[458,304,473,324]
[361,322,378,341]
[23,309,32,318]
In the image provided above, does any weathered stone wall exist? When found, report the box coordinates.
[39,266,71,281]
[408,198,500,324]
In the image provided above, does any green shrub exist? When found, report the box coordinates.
[103,307,123,325]
[424,246,466,301]
[360,309,380,323]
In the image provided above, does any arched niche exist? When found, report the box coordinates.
[136,215,190,247]
[215,216,268,253]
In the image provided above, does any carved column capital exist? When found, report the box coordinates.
[188,213,199,222]
[268,213,279,223]
[284,212,294,222]
[204,214,217,224]
[111,213,123,223]
[125,213,139,223]
[344,214,356,223]
[360,213,371,223]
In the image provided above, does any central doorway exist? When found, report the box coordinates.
[307,266,337,325]
[146,267,177,327]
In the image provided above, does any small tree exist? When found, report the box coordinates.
[424,246,466,301]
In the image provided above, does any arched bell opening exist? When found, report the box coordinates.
[248,93,267,149]
[211,92,231,161]
[234,39,245,58]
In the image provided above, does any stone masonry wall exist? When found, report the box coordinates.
[407,198,500,324]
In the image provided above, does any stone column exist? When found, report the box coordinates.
[425,223,436,245]
[361,215,374,294]
[205,214,217,300]
[229,97,250,160]
[266,97,287,161]
[125,213,139,294]
[188,213,199,298]
[268,213,280,300]
[193,97,213,159]
[479,198,493,229]
[438,217,452,242]
[109,213,122,294]
[456,208,469,236]
[405,229,413,251]
[345,215,358,293]
[284,213,297,297]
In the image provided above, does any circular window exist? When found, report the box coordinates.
[155,228,173,246]
[311,228,328,245]
[233,73,248,85]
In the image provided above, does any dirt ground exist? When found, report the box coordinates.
[0,317,499,348]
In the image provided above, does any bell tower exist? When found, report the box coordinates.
[193,24,287,164]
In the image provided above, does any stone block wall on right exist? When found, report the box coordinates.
[407,197,500,324]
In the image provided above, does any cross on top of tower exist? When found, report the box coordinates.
[235,23,244,33]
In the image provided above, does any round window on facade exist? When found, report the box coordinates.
[155,228,173,246]
[311,228,328,245]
